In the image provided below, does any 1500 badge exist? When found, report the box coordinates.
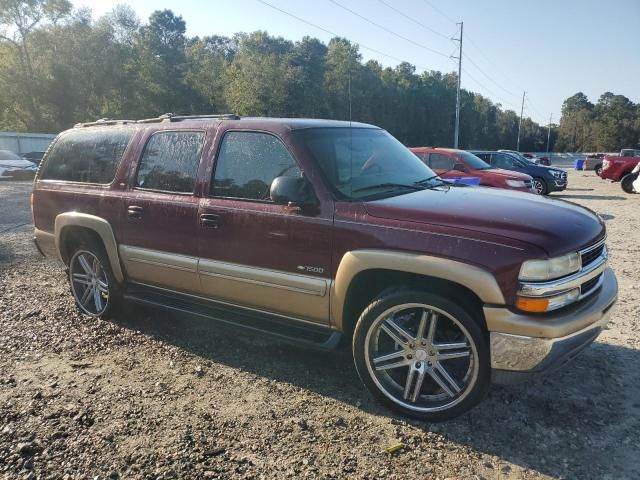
[297,265,324,274]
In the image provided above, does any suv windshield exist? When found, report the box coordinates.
[295,127,439,199]
[456,151,491,170]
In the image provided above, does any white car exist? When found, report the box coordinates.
[0,150,38,180]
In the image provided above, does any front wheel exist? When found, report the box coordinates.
[68,244,121,319]
[352,290,490,421]
[621,172,638,194]
[594,164,603,177]
[532,177,548,195]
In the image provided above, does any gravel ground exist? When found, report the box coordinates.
[1,172,639,480]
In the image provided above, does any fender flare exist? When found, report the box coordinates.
[54,212,124,283]
[331,249,505,331]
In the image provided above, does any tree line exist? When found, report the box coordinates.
[0,1,637,152]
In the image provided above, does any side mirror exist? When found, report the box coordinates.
[453,163,466,172]
[270,176,316,208]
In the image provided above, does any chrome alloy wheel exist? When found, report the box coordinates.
[364,304,479,413]
[69,250,110,316]
[532,179,545,195]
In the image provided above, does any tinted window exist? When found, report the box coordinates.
[493,153,517,169]
[473,152,491,163]
[135,131,204,193]
[212,131,301,200]
[40,128,133,183]
[429,153,455,170]
[457,151,491,169]
[413,151,429,163]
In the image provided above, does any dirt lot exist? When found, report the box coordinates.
[1,172,639,480]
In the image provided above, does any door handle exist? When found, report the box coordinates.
[127,205,144,219]
[200,213,222,229]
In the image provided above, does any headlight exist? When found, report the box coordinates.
[505,180,526,188]
[516,288,580,313]
[519,252,581,281]
[550,170,563,178]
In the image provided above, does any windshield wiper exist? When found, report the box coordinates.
[415,175,448,189]
[352,182,426,194]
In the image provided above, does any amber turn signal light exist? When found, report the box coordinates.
[515,297,550,313]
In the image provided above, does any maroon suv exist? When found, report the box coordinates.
[32,115,617,421]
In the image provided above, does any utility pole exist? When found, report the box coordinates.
[546,113,552,154]
[451,21,463,148]
[516,91,525,151]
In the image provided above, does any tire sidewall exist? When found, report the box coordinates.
[352,290,490,421]
[68,243,120,319]
[621,173,637,194]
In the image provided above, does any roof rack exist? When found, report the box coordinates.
[75,113,240,128]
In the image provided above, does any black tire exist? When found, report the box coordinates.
[68,241,122,319]
[594,164,603,177]
[532,177,548,195]
[621,172,638,194]
[352,289,490,421]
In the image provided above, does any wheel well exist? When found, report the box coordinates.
[59,226,104,265]
[341,269,487,340]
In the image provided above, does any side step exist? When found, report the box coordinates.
[123,283,342,351]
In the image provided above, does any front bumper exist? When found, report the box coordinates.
[486,268,617,384]
[548,179,567,192]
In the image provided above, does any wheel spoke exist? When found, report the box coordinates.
[80,285,93,306]
[425,312,438,346]
[78,255,93,275]
[415,310,428,341]
[430,363,461,397]
[93,287,103,311]
[72,273,92,286]
[92,256,102,276]
[402,365,416,400]
[411,368,427,402]
[435,341,468,351]
[97,280,109,294]
[381,318,414,346]
[438,349,470,361]
[375,358,411,371]
[373,350,405,365]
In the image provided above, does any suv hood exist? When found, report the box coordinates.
[364,187,604,256]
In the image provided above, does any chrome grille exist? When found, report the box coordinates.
[581,273,602,296]
[581,242,605,269]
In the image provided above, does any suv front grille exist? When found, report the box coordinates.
[581,242,605,269]
[561,171,567,181]
[581,274,602,296]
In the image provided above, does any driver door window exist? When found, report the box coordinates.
[493,153,516,169]
[212,131,302,201]
[429,153,455,170]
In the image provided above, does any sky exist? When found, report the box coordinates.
[73,0,640,125]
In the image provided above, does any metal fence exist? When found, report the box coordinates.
[0,132,56,156]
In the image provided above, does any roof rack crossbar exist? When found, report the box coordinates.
[75,113,240,127]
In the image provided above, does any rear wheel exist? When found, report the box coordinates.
[532,177,547,195]
[621,173,638,194]
[352,290,490,421]
[68,243,121,319]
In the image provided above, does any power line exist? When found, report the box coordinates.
[460,66,520,110]
[256,0,433,70]
[375,0,451,40]
[461,52,519,99]
[421,0,458,25]
[328,0,450,58]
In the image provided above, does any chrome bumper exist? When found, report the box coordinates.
[487,268,617,384]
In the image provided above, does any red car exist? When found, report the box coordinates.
[410,147,534,193]
[600,149,640,182]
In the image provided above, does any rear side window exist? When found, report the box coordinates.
[39,128,133,183]
[429,153,455,170]
[135,131,205,193]
[212,131,301,201]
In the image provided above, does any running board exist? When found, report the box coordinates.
[123,283,342,351]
